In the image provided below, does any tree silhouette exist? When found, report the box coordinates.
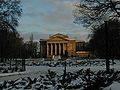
[0,0,22,29]
[73,0,120,27]
[73,0,120,73]
[89,19,120,59]
[0,0,22,62]
[24,34,38,58]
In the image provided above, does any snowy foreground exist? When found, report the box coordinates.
[0,59,120,90]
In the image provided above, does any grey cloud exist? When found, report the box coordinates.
[19,0,89,41]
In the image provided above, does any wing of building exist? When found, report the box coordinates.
[39,33,89,58]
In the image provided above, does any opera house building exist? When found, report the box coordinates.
[40,33,89,58]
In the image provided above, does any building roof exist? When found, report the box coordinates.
[49,33,69,39]
[48,33,77,41]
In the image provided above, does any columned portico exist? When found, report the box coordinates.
[40,33,86,59]
[46,33,76,58]
[47,43,66,57]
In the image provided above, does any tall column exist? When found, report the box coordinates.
[65,43,67,50]
[49,44,51,55]
[53,43,55,55]
[63,43,65,54]
[55,43,57,55]
[59,43,61,55]
[47,43,49,56]
[51,43,53,56]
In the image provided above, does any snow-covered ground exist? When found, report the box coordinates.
[103,82,120,90]
[0,59,120,90]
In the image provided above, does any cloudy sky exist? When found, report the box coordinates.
[18,0,90,41]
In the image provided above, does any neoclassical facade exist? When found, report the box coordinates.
[40,33,86,58]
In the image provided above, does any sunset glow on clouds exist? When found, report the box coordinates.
[18,0,90,41]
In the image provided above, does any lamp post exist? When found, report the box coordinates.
[103,15,110,73]
[104,20,110,73]
[104,0,120,73]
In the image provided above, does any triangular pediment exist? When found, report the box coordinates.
[49,33,69,38]
[48,33,69,41]
[48,36,69,41]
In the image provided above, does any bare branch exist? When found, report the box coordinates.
[73,0,120,27]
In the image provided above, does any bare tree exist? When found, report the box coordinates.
[0,0,22,29]
[0,0,22,62]
[73,0,120,73]
[73,0,120,27]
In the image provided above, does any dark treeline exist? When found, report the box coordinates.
[0,0,38,62]
[0,0,22,62]
[0,21,25,62]
[0,23,39,62]
[24,35,39,58]
[73,0,120,72]
[88,19,120,59]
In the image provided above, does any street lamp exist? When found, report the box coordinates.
[103,0,120,73]
[103,16,110,73]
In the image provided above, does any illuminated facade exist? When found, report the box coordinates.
[40,33,87,58]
